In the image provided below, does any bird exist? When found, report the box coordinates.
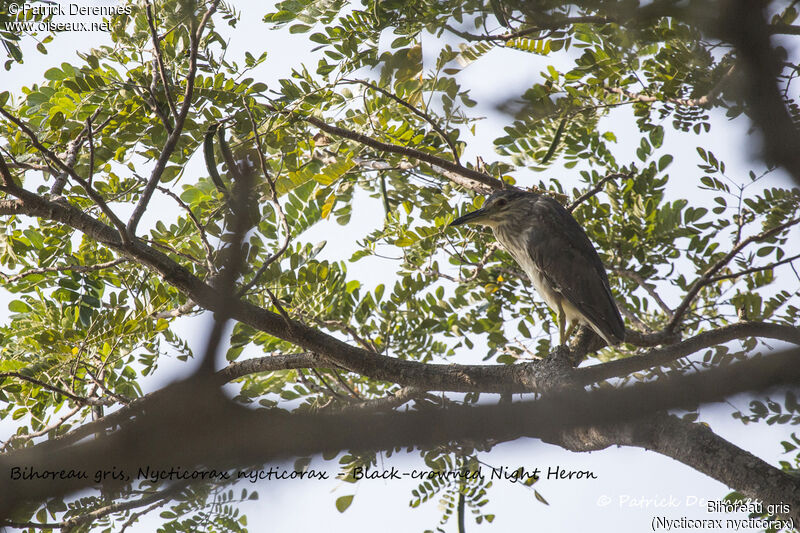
[449,188,625,346]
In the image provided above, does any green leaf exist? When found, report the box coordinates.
[44,67,64,80]
[160,166,182,183]
[8,300,31,313]
[540,116,567,165]
[649,126,664,148]
[335,494,354,512]
[50,111,65,129]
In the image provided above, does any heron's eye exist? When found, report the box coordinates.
[495,198,507,208]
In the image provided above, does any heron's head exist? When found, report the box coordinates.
[449,189,531,229]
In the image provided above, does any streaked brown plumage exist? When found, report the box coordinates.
[450,188,625,346]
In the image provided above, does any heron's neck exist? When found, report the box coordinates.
[492,223,523,250]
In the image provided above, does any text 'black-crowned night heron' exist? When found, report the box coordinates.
[450,188,625,346]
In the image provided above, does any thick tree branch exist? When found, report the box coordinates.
[0,112,129,242]
[768,23,800,36]
[643,414,800,519]
[717,0,800,185]
[216,352,323,383]
[1,346,798,522]
[546,412,799,522]
[335,386,426,413]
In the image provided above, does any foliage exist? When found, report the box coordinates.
[0,0,799,530]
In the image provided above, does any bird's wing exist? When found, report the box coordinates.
[526,196,625,343]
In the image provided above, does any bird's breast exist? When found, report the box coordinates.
[493,227,564,312]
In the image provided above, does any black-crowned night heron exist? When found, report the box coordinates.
[450,188,625,346]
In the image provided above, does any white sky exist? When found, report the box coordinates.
[1,2,798,532]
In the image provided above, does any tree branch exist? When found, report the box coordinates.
[146,1,178,120]
[342,78,461,166]
[0,372,112,407]
[127,0,220,236]
[443,15,613,42]
[155,183,216,275]
[567,172,629,212]
[236,101,291,297]
[707,251,800,283]
[0,258,126,283]
[545,412,799,523]
[576,321,800,385]
[58,481,190,530]
[768,23,800,35]
[717,0,800,186]
[667,216,800,331]
[265,102,501,193]
[2,346,799,522]
[601,63,737,109]
[1,404,82,451]
[0,111,130,242]
[335,386,425,413]
[49,109,105,194]
[216,352,323,383]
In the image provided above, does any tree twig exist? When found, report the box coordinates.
[0,109,130,243]
[0,372,112,407]
[263,101,500,192]
[236,101,291,296]
[612,268,673,317]
[342,78,461,165]
[0,258,126,283]
[567,172,629,212]
[155,184,217,275]
[127,0,221,236]
[443,15,612,42]
[146,1,179,120]
[667,216,800,331]
[707,252,800,283]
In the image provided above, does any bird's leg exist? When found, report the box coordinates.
[564,322,576,344]
[557,306,566,346]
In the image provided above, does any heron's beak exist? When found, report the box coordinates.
[449,207,489,227]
